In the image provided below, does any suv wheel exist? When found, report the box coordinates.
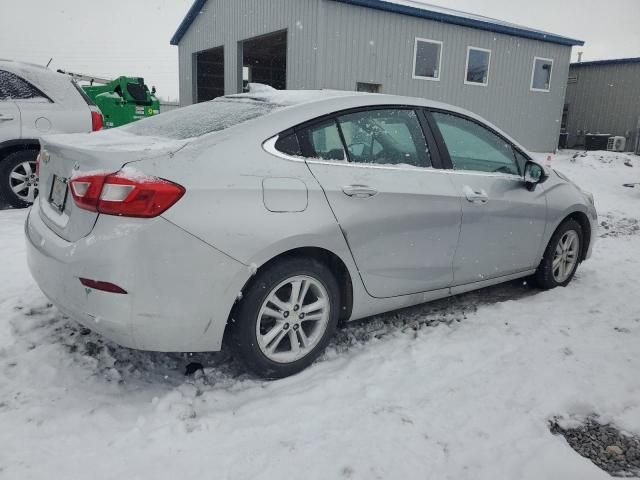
[0,150,39,208]
[228,257,340,379]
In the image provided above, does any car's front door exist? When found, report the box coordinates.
[428,111,547,286]
[298,108,462,298]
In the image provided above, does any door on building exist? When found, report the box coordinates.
[428,111,547,286]
[195,46,224,103]
[240,30,287,92]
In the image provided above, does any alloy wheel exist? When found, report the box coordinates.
[256,275,330,364]
[552,230,580,283]
[9,160,38,203]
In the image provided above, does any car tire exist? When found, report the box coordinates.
[534,218,583,290]
[228,256,340,379]
[0,149,39,208]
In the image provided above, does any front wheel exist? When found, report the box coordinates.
[535,218,583,289]
[228,257,340,379]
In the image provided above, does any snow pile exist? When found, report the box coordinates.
[0,150,639,479]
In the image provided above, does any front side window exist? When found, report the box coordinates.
[413,38,442,81]
[0,70,49,101]
[337,109,431,168]
[465,47,491,86]
[431,112,520,176]
[531,57,553,92]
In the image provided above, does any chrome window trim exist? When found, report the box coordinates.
[264,135,525,176]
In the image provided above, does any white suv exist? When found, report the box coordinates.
[0,60,103,208]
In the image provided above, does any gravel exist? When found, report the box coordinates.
[550,417,640,477]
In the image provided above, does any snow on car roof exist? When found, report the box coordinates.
[0,59,76,103]
[224,83,365,107]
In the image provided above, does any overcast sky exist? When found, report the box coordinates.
[1,0,638,101]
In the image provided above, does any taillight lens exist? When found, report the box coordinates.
[35,152,41,177]
[91,110,103,131]
[69,171,185,218]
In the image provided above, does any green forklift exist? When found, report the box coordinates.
[57,69,160,128]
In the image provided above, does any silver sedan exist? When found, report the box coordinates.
[26,89,597,378]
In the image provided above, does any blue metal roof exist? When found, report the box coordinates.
[171,0,207,46]
[170,0,584,47]
[570,57,640,68]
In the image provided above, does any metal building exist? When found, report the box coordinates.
[564,58,640,153]
[170,0,583,152]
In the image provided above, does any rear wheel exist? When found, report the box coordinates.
[0,150,39,208]
[535,218,583,289]
[228,257,340,379]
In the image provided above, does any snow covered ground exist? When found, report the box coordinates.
[1,150,639,479]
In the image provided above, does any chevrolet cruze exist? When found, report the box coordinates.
[26,87,597,378]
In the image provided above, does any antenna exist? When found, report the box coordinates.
[45,58,53,68]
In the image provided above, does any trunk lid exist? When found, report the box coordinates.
[38,129,186,242]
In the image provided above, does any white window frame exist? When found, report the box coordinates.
[530,56,554,93]
[464,46,491,87]
[412,38,443,82]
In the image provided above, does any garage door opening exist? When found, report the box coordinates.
[195,46,224,103]
[240,30,287,92]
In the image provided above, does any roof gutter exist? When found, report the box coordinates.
[170,0,584,47]
[170,0,207,46]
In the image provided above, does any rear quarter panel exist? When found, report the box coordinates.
[131,128,359,279]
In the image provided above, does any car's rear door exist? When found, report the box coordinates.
[427,110,547,286]
[0,71,21,142]
[12,73,90,137]
[296,107,461,299]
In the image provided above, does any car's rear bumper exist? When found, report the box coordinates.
[25,201,250,352]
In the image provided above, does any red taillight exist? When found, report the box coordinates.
[69,171,185,218]
[79,278,127,294]
[91,110,103,131]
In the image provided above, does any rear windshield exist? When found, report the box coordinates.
[123,99,278,139]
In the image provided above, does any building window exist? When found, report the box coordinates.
[531,57,553,92]
[356,82,382,93]
[464,47,491,86]
[413,38,443,81]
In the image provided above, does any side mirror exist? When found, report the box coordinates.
[524,161,547,191]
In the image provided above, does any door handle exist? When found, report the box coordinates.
[462,185,489,203]
[342,185,378,198]
[0,114,15,121]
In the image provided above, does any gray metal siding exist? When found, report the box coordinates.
[318,1,570,152]
[565,63,640,151]
[177,0,573,152]
[178,0,321,104]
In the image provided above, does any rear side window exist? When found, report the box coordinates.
[71,80,96,106]
[0,70,50,101]
[432,112,520,175]
[300,120,347,161]
[123,99,278,139]
[337,109,431,167]
[274,133,302,156]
